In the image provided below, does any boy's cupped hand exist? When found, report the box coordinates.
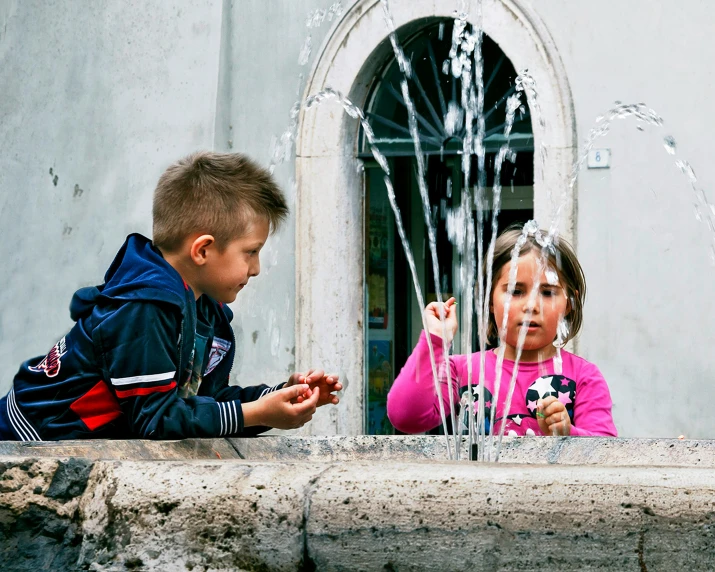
[286,369,342,407]
[245,384,320,429]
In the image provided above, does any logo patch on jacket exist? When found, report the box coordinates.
[204,337,231,376]
[29,337,68,378]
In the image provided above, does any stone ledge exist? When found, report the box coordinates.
[2,436,714,468]
[230,435,715,467]
[0,455,713,571]
[0,438,239,461]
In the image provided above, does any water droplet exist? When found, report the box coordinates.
[306,8,327,28]
[298,36,312,65]
[523,220,540,235]
[675,160,697,183]
[328,2,343,21]
[663,135,676,155]
[444,101,463,136]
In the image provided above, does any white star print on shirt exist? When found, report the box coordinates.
[530,376,556,399]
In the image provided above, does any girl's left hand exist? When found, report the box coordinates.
[536,396,571,436]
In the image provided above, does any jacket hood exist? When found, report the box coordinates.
[70,234,189,321]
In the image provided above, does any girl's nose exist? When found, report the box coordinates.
[523,296,539,313]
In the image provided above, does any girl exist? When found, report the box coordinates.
[387,226,617,437]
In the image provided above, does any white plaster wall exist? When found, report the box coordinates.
[0,0,224,387]
[225,0,334,389]
[533,0,715,438]
[0,0,336,396]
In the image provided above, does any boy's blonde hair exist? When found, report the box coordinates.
[486,226,586,345]
[152,151,288,252]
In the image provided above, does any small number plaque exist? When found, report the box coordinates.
[587,149,610,169]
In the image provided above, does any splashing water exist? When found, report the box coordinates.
[559,102,715,261]
[305,84,455,458]
[381,0,461,458]
[270,2,344,173]
[276,1,715,463]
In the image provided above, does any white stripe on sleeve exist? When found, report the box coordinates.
[8,388,42,441]
[225,402,233,436]
[231,401,238,434]
[6,392,30,441]
[110,371,176,386]
[12,389,42,441]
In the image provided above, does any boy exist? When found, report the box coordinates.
[0,151,340,441]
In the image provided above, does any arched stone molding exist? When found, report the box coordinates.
[295,0,577,435]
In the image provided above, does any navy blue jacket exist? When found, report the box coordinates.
[1,234,283,441]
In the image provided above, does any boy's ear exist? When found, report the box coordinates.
[189,234,216,266]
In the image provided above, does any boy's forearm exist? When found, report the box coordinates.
[241,400,265,428]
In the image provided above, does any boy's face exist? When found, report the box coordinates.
[198,218,270,304]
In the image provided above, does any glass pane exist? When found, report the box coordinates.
[365,166,396,435]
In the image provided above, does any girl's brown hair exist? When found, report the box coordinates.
[152,151,288,252]
[486,225,586,346]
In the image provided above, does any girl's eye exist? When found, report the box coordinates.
[542,289,554,297]
[511,288,523,296]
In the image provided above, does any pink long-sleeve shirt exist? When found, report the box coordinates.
[387,332,617,437]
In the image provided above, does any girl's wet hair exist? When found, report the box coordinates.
[486,224,586,346]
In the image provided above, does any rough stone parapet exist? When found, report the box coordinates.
[1,437,715,569]
[0,452,714,570]
[230,435,715,467]
[2,435,714,467]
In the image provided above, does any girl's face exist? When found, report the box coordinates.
[491,251,570,361]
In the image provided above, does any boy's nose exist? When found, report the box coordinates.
[251,258,261,277]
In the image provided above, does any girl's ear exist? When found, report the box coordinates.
[566,290,578,315]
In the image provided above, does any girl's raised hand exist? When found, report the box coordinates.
[423,297,458,341]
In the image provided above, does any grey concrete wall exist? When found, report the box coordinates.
[1,0,714,439]
[533,1,715,439]
[0,0,334,394]
[0,0,224,379]
[223,0,335,388]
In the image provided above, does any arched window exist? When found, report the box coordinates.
[362,20,534,435]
